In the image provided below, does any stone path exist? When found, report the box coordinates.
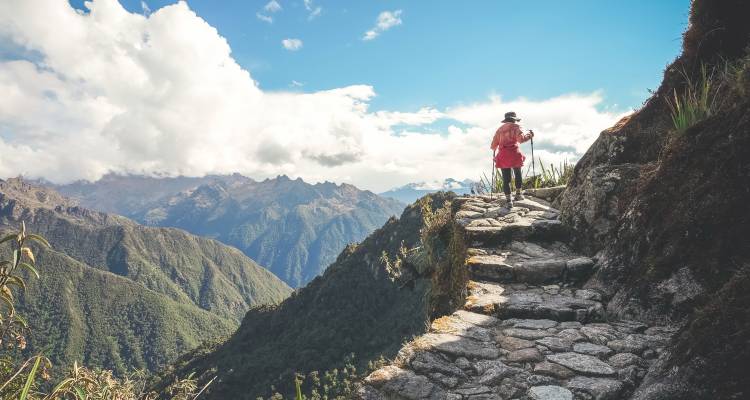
[358,195,676,400]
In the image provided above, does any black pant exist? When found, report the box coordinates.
[501,168,522,196]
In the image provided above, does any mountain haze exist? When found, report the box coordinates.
[54,174,405,287]
[379,178,475,204]
[0,178,291,375]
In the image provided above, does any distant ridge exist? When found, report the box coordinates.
[379,178,475,204]
[51,174,405,287]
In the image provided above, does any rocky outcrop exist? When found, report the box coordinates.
[358,196,675,399]
[555,1,750,397]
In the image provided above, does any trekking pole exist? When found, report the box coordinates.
[529,130,536,186]
[490,150,495,199]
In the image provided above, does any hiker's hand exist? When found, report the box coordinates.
[528,130,534,137]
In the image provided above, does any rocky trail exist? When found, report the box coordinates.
[358,194,677,400]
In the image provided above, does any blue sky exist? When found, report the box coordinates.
[1,0,691,191]
[70,0,689,112]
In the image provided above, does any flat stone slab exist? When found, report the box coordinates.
[546,352,616,376]
[496,335,536,351]
[419,333,500,359]
[465,282,604,322]
[453,310,499,327]
[566,376,624,400]
[536,337,573,352]
[364,366,442,399]
[573,342,613,357]
[431,315,493,342]
[528,385,573,400]
[513,319,558,330]
[534,361,575,379]
[506,347,543,363]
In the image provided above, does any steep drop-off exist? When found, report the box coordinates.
[154,192,467,398]
[0,178,291,375]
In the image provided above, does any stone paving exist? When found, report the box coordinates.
[357,195,677,400]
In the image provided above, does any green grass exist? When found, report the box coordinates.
[478,158,574,194]
[666,64,722,135]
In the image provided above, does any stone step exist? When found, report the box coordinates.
[466,241,594,285]
[359,309,676,400]
[464,281,604,323]
[455,196,567,247]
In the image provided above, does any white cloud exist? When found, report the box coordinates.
[281,38,303,51]
[264,0,282,13]
[256,12,273,23]
[0,0,625,192]
[303,0,322,20]
[363,10,403,41]
[290,80,304,87]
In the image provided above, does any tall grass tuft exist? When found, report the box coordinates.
[666,64,723,135]
[478,158,574,194]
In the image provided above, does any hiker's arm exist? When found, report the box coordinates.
[490,129,500,150]
[518,127,533,143]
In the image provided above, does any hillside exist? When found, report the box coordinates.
[152,192,466,398]
[159,1,750,398]
[0,178,291,375]
[54,174,405,288]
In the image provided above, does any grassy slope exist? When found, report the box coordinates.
[0,178,292,375]
[18,248,237,376]
[154,193,462,399]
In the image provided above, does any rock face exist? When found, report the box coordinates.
[556,1,750,398]
[358,195,674,399]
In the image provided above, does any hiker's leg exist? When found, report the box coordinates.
[501,168,512,197]
[513,168,525,200]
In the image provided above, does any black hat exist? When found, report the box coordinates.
[502,111,521,123]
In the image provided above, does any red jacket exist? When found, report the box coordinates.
[490,122,532,169]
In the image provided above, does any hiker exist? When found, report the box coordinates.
[490,111,534,208]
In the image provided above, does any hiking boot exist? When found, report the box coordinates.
[514,193,525,201]
[505,199,514,210]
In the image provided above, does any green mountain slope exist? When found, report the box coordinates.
[55,174,405,288]
[153,192,466,399]
[0,178,292,374]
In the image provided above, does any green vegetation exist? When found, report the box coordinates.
[0,178,291,378]
[666,56,750,135]
[666,64,722,135]
[55,175,405,288]
[153,193,462,399]
[0,223,211,399]
[479,158,574,194]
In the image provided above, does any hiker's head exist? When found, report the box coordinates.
[502,111,521,123]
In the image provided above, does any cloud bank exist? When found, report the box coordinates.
[0,0,626,192]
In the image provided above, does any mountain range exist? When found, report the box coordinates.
[51,174,405,288]
[0,178,291,375]
[379,178,475,204]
